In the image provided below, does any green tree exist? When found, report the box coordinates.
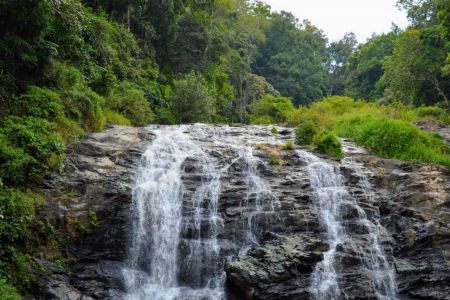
[397,0,440,28]
[345,32,398,100]
[254,13,328,105]
[382,28,449,105]
[326,32,358,96]
[169,72,216,123]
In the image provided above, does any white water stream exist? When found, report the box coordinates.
[298,150,397,300]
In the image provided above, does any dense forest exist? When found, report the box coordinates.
[0,0,449,297]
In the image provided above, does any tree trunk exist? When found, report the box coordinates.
[127,4,131,32]
[430,74,448,105]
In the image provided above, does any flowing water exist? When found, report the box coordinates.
[122,125,284,300]
[121,124,396,300]
[298,150,397,300]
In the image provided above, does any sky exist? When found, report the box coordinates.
[262,0,409,42]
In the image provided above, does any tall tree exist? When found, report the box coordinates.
[254,12,328,105]
[382,28,449,105]
[344,32,398,100]
[326,32,358,96]
[397,0,440,28]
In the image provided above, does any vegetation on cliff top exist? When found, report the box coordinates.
[0,0,449,296]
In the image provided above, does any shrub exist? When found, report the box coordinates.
[315,132,343,159]
[251,95,294,123]
[155,107,178,125]
[415,106,450,124]
[9,87,64,121]
[282,140,295,150]
[104,110,131,126]
[271,127,278,134]
[0,278,22,300]
[269,157,281,165]
[251,115,274,125]
[296,119,319,145]
[0,189,38,245]
[0,117,64,185]
[169,72,216,123]
[63,86,106,132]
[55,117,84,143]
[108,81,154,126]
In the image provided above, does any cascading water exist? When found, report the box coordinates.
[238,146,280,255]
[298,150,397,300]
[122,125,285,300]
[123,126,225,300]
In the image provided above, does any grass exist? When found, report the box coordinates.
[289,96,450,166]
[104,109,132,126]
[282,140,295,150]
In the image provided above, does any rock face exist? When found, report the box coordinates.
[36,125,153,299]
[34,125,450,300]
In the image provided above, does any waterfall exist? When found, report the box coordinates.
[238,146,280,255]
[298,150,397,300]
[122,124,284,300]
[123,126,225,300]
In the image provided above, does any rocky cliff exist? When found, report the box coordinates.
[32,125,450,300]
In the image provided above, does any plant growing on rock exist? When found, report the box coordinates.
[296,119,319,145]
[315,132,344,159]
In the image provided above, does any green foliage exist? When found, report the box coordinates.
[382,28,449,106]
[0,117,64,185]
[104,110,131,126]
[268,157,281,165]
[296,119,320,145]
[251,95,294,124]
[108,81,154,126]
[345,32,397,100]
[169,72,216,123]
[254,13,328,105]
[251,115,274,125]
[9,87,64,121]
[333,115,450,166]
[0,189,37,246]
[0,278,22,300]
[155,107,178,125]
[282,140,295,151]
[314,132,344,159]
[0,189,41,288]
[271,127,278,134]
[416,106,450,123]
[288,96,450,165]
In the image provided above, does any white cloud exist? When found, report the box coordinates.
[262,0,409,42]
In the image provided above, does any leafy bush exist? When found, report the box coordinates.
[108,81,154,126]
[251,95,294,123]
[296,119,319,145]
[0,189,41,288]
[271,127,278,134]
[9,87,64,121]
[104,110,131,126]
[251,115,274,125]
[0,135,38,186]
[155,107,178,125]
[282,140,295,150]
[0,117,64,185]
[170,72,216,123]
[0,189,37,246]
[63,86,106,132]
[315,132,343,159]
[415,106,450,124]
[0,278,22,300]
